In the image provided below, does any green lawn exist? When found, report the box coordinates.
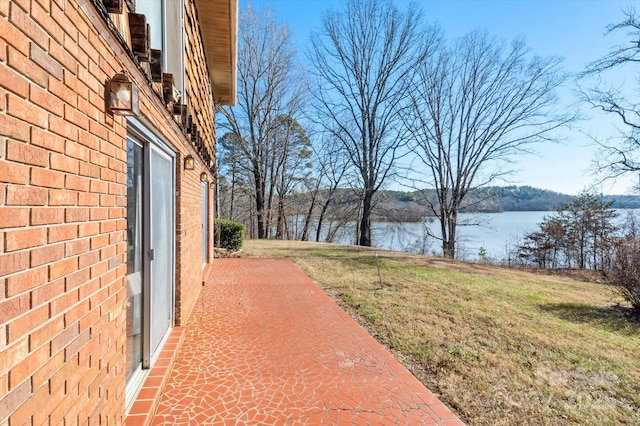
[241,239,640,425]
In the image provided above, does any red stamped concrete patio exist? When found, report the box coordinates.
[149,258,464,425]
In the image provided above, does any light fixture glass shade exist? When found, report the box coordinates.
[107,72,139,116]
[184,155,195,170]
[200,172,208,182]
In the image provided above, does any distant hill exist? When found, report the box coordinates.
[365,186,640,222]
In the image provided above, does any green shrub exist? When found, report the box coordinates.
[214,219,245,250]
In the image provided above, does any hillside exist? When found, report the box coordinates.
[365,186,640,221]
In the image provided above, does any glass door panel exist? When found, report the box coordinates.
[202,181,208,267]
[126,139,143,382]
[149,146,174,355]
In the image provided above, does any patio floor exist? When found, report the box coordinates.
[150,258,464,425]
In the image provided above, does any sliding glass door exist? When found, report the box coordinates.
[149,145,174,355]
[125,122,175,409]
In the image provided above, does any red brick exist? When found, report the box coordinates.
[90,151,108,168]
[64,175,90,192]
[31,207,65,225]
[49,41,77,75]
[0,0,10,18]
[30,83,64,116]
[65,141,89,162]
[65,329,90,361]
[49,256,77,280]
[78,192,99,206]
[49,114,78,141]
[89,208,108,221]
[76,66,100,97]
[79,130,99,151]
[9,336,49,385]
[32,351,64,389]
[29,315,64,352]
[64,68,88,100]
[90,259,108,278]
[0,251,29,275]
[78,222,99,237]
[89,235,109,251]
[64,103,89,130]
[31,0,63,45]
[7,93,48,129]
[0,293,29,323]
[9,4,46,48]
[7,45,48,87]
[62,300,89,329]
[6,185,47,205]
[5,227,47,251]
[65,267,89,291]
[63,32,87,69]
[99,220,117,234]
[6,140,48,167]
[0,160,29,184]
[65,239,89,257]
[79,161,100,178]
[30,42,64,80]
[0,62,29,97]
[89,120,109,142]
[78,250,99,269]
[6,265,47,299]
[31,127,65,153]
[50,1,75,41]
[0,207,29,228]
[31,278,65,307]
[49,224,78,243]
[30,243,64,267]
[65,207,90,223]
[0,112,30,142]
[49,189,77,206]
[100,194,115,207]
[50,289,79,317]
[0,374,30,420]
[9,305,49,342]
[10,380,49,425]
[89,179,109,194]
[0,12,29,55]
[50,152,79,174]
[49,76,78,107]
[31,167,65,188]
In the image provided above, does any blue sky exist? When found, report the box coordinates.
[241,0,639,195]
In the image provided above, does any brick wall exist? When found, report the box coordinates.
[0,0,218,423]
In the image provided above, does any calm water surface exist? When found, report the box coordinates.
[331,211,550,261]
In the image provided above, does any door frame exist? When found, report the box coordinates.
[125,117,176,408]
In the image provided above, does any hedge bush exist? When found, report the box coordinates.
[214,219,245,251]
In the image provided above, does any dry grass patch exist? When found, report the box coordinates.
[243,239,640,425]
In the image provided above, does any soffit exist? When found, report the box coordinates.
[194,0,238,106]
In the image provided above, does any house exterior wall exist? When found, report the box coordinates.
[0,0,219,423]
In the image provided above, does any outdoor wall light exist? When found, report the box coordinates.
[200,172,208,182]
[184,155,195,170]
[106,71,139,116]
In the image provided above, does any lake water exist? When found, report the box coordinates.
[329,211,551,261]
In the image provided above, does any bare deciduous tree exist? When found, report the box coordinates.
[308,0,438,246]
[581,8,640,179]
[407,30,572,258]
[217,5,306,239]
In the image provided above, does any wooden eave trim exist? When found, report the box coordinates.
[193,0,238,106]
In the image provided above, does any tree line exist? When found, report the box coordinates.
[216,0,639,261]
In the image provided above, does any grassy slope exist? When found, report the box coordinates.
[241,240,640,425]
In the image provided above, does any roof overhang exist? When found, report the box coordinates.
[194,0,238,106]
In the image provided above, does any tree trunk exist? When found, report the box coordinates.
[276,197,285,239]
[358,190,373,246]
[255,174,266,239]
